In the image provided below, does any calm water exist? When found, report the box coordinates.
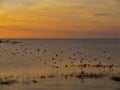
[0,39,120,90]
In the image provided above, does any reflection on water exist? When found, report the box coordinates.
[0,39,120,90]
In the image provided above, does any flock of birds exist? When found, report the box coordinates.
[0,40,120,85]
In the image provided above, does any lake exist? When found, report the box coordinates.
[0,39,120,90]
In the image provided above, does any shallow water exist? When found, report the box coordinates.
[0,39,120,90]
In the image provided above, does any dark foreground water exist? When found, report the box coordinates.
[0,39,120,90]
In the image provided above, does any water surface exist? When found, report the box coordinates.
[0,39,120,90]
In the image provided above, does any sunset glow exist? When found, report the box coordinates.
[0,0,120,38]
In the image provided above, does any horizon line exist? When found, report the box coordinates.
[0,38,120,40]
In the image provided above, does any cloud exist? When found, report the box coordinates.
[0,0,47,13]
[0,25,68,33]
[0,25,38,31]
[110,0,120,9]
[94,13,112,16]
[0,25,119,38]
[114,0,120,4]
[88,21,100,24]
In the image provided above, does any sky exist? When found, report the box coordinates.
[0,0,120,38]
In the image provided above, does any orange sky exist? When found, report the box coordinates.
[0,0,120,38]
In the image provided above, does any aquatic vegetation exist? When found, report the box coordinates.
[47,75,55,78]
[76,72,107,79]
[110,76,120,82]
[32,79,38,83]
[0,40,22,44]
[63,74,74,79]
[40,75,46,79]
[0,79,18,85]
